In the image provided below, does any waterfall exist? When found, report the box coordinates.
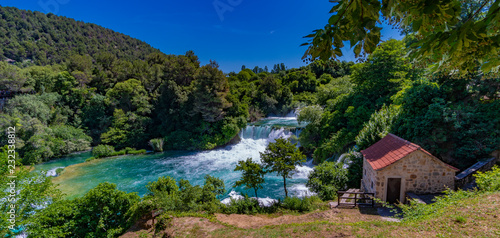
[239,125,297,142]
[35,117,314,201]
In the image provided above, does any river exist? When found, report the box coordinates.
[33,116,315,202]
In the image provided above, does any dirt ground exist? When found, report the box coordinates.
[120,207,381,237]
[215,207,381,229]
[121,216,226,238]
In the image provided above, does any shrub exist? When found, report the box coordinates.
[475,165,500,192]
[149,138,164,152]
[28,183,140,237]
[85,157,96,162]
[55,168,64,176]
[142,176,225,214]
[223,195,264,215]
[110,150,127,156]
[306,161,348,200]
[128,149,147,155]
[394,189,475,221]
[281,196,323,212]
[92,145,116,158]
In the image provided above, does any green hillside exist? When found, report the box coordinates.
[0,5,161,65]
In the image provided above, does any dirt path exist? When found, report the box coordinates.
[121,207,382,237]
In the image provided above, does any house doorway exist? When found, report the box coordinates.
[386,178,402,203]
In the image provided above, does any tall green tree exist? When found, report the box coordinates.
[192,60,232,122]
[260,138,306,197]
[105,78,151,115]
[234,158,266,198]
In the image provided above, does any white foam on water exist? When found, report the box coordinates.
[293,165,313,179]
[46,167,65,177]
[289,184,316,198]
[221,190,278,207]
[221,190,245,204]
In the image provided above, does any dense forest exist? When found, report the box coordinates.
[0,5,498,170]
[0,6,161,65]
[0,6,354,165]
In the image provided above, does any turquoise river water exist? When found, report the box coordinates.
[33,117,315,203]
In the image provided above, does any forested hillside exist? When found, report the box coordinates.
[0,6,354,165]
[0,6,161,65]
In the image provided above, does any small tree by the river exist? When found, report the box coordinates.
[234,158,266,198]
[260,138,306,197]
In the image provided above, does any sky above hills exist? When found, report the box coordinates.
[2,0,403,73]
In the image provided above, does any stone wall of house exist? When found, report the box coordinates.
[361,158,377,196]
[374,150,457,202]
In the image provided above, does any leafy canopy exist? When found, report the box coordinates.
[234,158,266,198]
[303,0,500,73]
[260,138,306,197]
[306,161,348,200]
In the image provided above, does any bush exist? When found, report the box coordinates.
[222,195,264,215]
[475,165,500,192]
[128,149,147,155]
[55,168,64,176]
[142,176,225,214]
[28,183,140,237]
[394,189,475,221]
[85,157,96,162]
[92,145,116,158]
[149,138,164,152]
[306,161,348,200]
[281,196,323,212]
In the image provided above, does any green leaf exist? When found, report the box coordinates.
[354,43,362,57]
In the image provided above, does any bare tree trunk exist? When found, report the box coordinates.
[283,176,288,197]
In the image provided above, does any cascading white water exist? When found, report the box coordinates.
[239,125,297,142]
[34,116,315,201]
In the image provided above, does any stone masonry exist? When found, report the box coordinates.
[362,150,457,202]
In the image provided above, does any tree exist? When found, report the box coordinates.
[302,0,500,73]
[297,105,324,152]
[260,138,306,197]
[306,161,348,200]
[0,61,27,91]
[283,69,318,93]
[355,104,401,150]
[392,78,500,169]
[73,183,140,237]
[28,182,140,237]
[234,158,266,198]
[0,146,62,237]
[202,174,226,202]
[192,60,232,122]
[105,78,151,115]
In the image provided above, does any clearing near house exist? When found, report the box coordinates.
[121,192,500,238]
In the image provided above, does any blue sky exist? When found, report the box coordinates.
[1,0,403,73]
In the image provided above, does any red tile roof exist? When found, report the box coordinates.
[361,134,459,171]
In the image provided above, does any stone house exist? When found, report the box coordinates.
[361,134,459,203]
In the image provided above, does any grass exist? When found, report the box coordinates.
[156,191,500,238]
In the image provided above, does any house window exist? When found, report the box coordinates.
[371,181,374,189]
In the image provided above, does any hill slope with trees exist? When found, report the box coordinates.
[0,5,161,65]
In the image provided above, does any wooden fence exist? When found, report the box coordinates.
[337,189,375,207]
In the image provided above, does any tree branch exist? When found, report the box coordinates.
[333,0,356,26]
[464,0,492,24]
